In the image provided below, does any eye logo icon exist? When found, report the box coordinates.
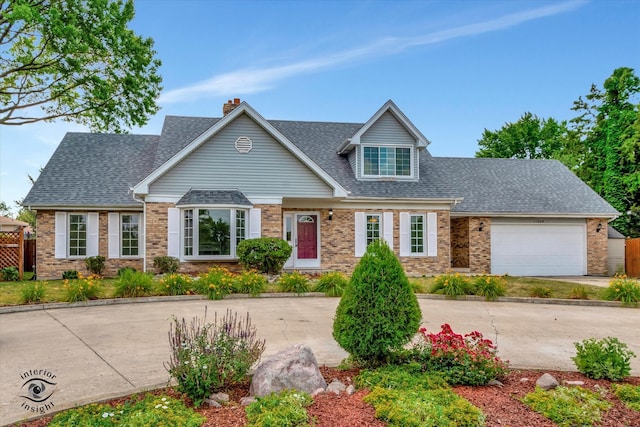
[21,377,56,403]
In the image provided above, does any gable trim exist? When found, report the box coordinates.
[133,102,349,198]
[337,100,430,154]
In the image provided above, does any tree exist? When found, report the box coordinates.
[333,240,421,365]
[0,0,162,132]
[569,67,640,236]
[0,201,11,217]
[475,112,568,159]
[15,198,36,230]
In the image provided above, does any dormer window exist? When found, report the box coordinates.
[363,145,412,177]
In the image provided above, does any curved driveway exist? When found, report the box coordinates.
[1,297,638,426]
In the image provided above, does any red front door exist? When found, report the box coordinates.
[297,215,317,259]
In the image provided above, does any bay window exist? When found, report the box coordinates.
[183,208,247,259]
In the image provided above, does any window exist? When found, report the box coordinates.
[183,208,247,258]
[410,214,425,255]
[366,214,381,245]
[363,146,411,176]
[69,214,87,257]
[121,214,139,257]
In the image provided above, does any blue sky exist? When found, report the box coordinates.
[1,0,639,214]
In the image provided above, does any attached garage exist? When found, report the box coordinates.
[491,218,587,276]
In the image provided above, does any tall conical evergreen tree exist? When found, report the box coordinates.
[333,240,421,365]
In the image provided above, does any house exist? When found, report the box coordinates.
[23,99,618,279]
[0,216,33,237]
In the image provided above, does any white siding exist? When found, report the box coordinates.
[150,114,333,198]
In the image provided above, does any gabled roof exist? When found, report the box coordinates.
[23,133,158,208]
[133,102,349,198]
[336,100,430,154]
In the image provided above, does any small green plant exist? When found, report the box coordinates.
[85,255,105,276]
[522,385,611,427]
[64,274,102,302]
[166,309,265,406]
[196,266,235,300]
[333,240,421,366]
[117,266,137,277]
[237,237,293,274]
[20,281,46,304]
[159,273,193,296]
[572,337,636,381]
[314,271,348,297]
[49,393,204,427]
[530,286,552,298]
[245,390,313,427]
[153,255,180,274]
[357,364,484,427]
[62,270,79,280]
[234,269,267,296]
[1,266,19,281]
[602,275,640,305]
[113,269,155,298]
[277,271,311,294]
[568,285,590,300]
[472,274,506,301]
[612,384,640,411]
[429,272,472,297]
[410,323,509,386]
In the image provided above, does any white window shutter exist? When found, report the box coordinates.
[383,212,394,248]
[108,213,120,259]
[55,212,67,259]
[249,208,261,238]
[427,212,438,257]
[138,214,145,257]
[354,212,365,257]
[399,212,410,256]
[87,212,99,256]
[167,208,180,258]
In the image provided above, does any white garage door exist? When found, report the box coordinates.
[491,219,586,276]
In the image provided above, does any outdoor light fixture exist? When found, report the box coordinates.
[478,221,484,232]
[596,222,603,233]
[328,208,333,221]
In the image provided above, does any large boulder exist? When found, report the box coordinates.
[249,344,327,397]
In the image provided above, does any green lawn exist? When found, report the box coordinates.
[0,273,613,307]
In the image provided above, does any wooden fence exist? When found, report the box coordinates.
[0,230,24,280]
[626,238,640,277]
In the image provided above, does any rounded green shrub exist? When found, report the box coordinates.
[236,237,292,274]
[572,337,636,381]
[153,256,180,274]
[85,255,105,276]
[333,240,421,365]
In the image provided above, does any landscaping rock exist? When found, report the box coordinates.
[564,380,585,386]
[240,396,256,406]
[203,398,222,408]
[326,379,347,395]
[208,392,229,403]
[487,379,504,387]
[311,387,325,397]
[249,344,327,397]
[536,373,559,390]
[346,385,356,395]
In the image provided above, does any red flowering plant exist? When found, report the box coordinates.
[410,323,509,386]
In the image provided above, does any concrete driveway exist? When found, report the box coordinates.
[0,297,638,426]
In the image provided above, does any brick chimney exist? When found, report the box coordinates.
[222,98,241,115]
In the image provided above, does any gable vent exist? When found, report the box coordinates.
[235,136,253,153]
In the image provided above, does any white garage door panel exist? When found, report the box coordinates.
[491,222,586,276]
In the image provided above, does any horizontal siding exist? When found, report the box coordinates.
[150,114,333,198]
[347,150,357,177]
[361,111,415,146]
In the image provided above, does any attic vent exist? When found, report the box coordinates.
[235,136,252,153]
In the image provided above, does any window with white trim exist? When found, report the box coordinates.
[410,214,425,255]
[366,214,381,245]
[363,146,411,177]
[182,208,247,259]
[69,214,87,257]
[121,214,139,257]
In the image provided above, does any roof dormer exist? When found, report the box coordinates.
[337,100,430,181]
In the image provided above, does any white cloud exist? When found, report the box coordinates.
[159,0,586,104]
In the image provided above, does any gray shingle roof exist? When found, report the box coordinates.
[23,133,159,208]
[177,190,252,206]
[23,113,618,217]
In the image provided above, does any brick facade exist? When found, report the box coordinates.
[36,210,143,279]
[586,218,608,275]
[451,217,469,268]
[469,217,491,274]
